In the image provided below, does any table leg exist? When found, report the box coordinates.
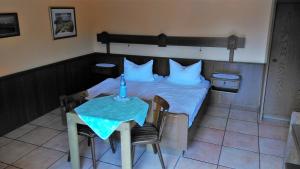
[67,113,80,169]
[120,122,132,169]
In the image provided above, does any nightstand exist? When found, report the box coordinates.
[211,73,241,93]
[92,63,118,82]
[209,73,241,107]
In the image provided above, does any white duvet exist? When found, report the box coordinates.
[87,77,210,127]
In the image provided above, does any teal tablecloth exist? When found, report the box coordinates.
[74,95,149,139]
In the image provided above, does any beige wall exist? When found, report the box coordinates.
[92,0,274,64]
[0,0,94,77]
[0,0,274,77]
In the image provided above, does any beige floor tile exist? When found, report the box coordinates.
[13,147,64,169]
[0,140,37,164]
[260,154,284,169]
[185,141,221,164]
[206,107,229,118]
[175,157,217,169]
[3,166,19,169]
[101,143,145,166]
[0,137,12,147]
[30,111,66,131]
[259,138,286,157]
[208,104,231,109]
[217,166,232,169]
[48,154,92,169]
[226,119,258,136]
[18,127,60,146]
[0,162,7,169]
[30,114,58,126]
[200,115,227,130]
[223,131,258,152]
[79,137,110,160]
[48,108,62,116]
[133,151,179,169]
[193,127,224,145]
[5,124,37,139]
[229,109,257,122]
[96,162,121,169]
[43,132,84,152]
[219,147,259,169]
[259,123,288,140]
[42,116,67,131]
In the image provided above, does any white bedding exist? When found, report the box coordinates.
[87,77,210,127]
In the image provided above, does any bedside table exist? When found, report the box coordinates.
[92,63,118,82]
[93,63,117,76]
[211,73,241,93]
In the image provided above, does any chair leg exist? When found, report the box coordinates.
[131,145,135,166]
[152,144,157,154]
[90,137,97,169]
[88,137,91,147]
[156,144,165,169]
[109,137,116,153]
[67,151,71,162]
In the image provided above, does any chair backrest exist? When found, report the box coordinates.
[59,91,88,125]
[152,95,169,141]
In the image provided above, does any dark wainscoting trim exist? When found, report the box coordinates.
[1,54,90,80]
[0,53,99,136]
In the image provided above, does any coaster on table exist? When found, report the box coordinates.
[113,95,130,102]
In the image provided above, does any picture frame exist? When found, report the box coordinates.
[49,7,77,40]
[0,13,20,38]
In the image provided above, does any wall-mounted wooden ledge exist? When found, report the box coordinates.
[97,32,245,48]
[96,31,246,62]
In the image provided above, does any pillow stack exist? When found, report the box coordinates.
[123,58,204,85]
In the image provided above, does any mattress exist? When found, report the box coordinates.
[86,76,210,127]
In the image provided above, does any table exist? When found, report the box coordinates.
[67,96,149,169]
[285,112,300,169]
[67,112,133,169]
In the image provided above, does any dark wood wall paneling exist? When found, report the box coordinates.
[0,53,98,136]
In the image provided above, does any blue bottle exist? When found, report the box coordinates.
[119,74,127,98]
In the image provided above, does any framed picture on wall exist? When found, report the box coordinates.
[49,7,77,40]
[0,13,20,38]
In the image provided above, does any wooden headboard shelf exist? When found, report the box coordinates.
[97,31,246,62]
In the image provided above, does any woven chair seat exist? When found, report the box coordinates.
[131,124,159,144]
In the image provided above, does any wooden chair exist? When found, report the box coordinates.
[59,91,115,169]
[131,95,169,169]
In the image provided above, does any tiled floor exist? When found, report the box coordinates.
[0,106,289,169]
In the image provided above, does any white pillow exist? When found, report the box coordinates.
[124,58,155,82]
[167,59,204,85]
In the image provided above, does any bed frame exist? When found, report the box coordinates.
[99,56,211,152]
[150,95,209,152]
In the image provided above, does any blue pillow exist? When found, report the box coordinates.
[124,58,155,82]
[167,59,204,85]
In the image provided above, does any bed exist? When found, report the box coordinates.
[86,75,210,151]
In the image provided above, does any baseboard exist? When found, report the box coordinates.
[208,102,259,112]
[263,113,290,122]
[230,104,259,112]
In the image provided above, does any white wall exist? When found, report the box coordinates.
[92,0,274,63]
